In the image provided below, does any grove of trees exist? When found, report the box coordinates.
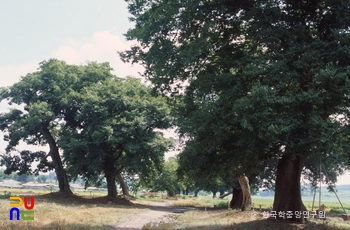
[0,59,173,198]
[0,0,350,225]
[121,0,350,223]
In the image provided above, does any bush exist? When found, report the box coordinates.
[217,201,229,208]
[0,191,12,199]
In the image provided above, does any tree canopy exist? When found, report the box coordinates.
[0,59,117,194]
[59,76,173,197]
[122,0,350,222]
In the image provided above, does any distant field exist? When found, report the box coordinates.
[0,188,108,199]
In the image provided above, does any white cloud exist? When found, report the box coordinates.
[0,63,39,87]
[0,31,145,88]
[52,31,144,78]
[337,172,350,185]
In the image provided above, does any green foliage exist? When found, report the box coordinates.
[37,175,47,183]
[151,157,181,196]
[0,191,13,199]
[0,170,12,181]
[0,59,116,193]
[122,0,350,193]
[0,150,52,176]
[12,173,34,183]
[59,76,173,188]
[217,201,229,208]
[0,169,36,183]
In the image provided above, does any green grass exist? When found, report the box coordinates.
[0,191,13,199]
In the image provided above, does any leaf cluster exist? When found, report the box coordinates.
[122,0,350,189]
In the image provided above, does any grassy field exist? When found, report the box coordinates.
[163,195,350,229]
[0,189,349,229]
[176,209,350,230]
[0,196,139,229]
[169,196,350,229]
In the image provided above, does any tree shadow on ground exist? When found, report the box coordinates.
[1,221,118,230]
[34,192,185,214]
[179,218,350,230]
[34,192,133,206]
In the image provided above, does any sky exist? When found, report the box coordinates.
[0,1,349,185]
[0,0,143,87]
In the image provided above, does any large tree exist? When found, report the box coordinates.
[59,77,173,198]
[151,157,181,197]
[0,59,114,194]
[122,0,350,222]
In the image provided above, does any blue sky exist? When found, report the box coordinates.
[0,1,349,185]
[0,1,128,64]
[0,0,142,87]
[0,1,146,157]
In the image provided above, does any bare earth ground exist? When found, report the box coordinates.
[37,193,180,229]
[114,201,180,230]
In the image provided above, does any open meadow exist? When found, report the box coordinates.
[0,188,349,229]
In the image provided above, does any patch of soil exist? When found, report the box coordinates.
[114,202,181,230]
[35,192,132,205]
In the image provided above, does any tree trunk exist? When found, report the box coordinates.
[230,187,243,209]
[105,171,117,198]
[238,175,252,211]
[194,190,199,197]
[117,172,130,196]
[41,127,72,194]
[273,153,307,223]
[167,189,176,197]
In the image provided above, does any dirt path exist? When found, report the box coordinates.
[114,202,180,230]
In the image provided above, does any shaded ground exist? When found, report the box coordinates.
[35,192,133,205]
[36,192,181,229]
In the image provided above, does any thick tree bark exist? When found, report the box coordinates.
[166,186,176,197]
[117,172,130,196]
[41,127,72,194]
[105,171,117,198]
[238,175,252,211]
[230,187,243,209]
[273,153,307,223]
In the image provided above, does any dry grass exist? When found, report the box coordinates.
[176,209,350,230]
[166,196,350,229]
[168,196,230,209]
[0,190,349,230]
[0,193,139,230]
